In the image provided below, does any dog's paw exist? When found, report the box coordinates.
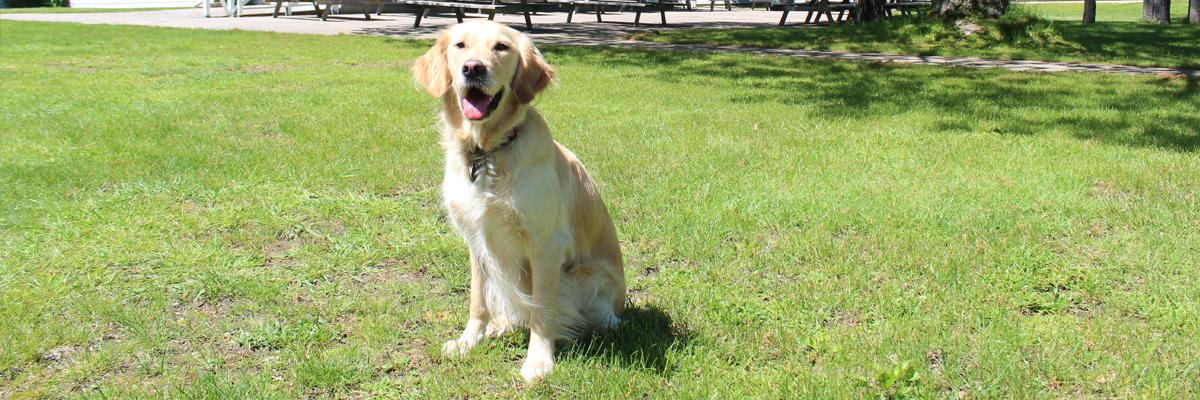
[519,356,554,383]
[599,314,622,330]
[441,338,476,357]
[485,318,511,338]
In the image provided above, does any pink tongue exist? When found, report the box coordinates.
[462,95,491,120]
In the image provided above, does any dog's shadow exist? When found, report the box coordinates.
[558,304,690,374]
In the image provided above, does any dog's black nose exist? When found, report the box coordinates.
[462,60,487,79]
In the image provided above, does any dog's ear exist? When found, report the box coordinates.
[513,35,555,104]
[412,33,452,98]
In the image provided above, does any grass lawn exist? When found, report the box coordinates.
[1027,1,1192,22]
[0,7,188,14]
[2,20,1199,399]
[635,6,1200,69]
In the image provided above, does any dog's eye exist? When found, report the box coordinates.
[454,42,465,49]
[493,43,510,52]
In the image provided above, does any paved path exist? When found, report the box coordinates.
[3,7,1196,78]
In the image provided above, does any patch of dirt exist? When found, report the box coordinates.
[263,237,303,268]
[627,288,652,305]
[178,199,214,214]
[1088,179,1135,201]
[259,128,294,145]
[172,297,231,323]
[832,225,859,242]
[169,299,278,376]
[926,348,944,376]
[231,64,289,73]
[39,345,77,366]
[355,258,429,286]
[638,265,660,278]
[311,219,346,237]
[20,324,131,395]
[1083,221,1111,239]
[46,61,98,73]
[1018,282,1101,317]
[822,310,861,328]
[754,228,785,257]
[343,60,409,69]
[382,337,435,376]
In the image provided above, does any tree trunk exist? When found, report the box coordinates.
[931,0,1010,19]
[1083,0,1096,23]
[857,0,887,21]
[1189,0,1198,23]
[1143,0,1171,24]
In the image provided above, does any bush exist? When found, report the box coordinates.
[886,10,1084,53]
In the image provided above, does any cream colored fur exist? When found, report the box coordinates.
[411,21,626,383]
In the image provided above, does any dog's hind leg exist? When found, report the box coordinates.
[563,259,624,332]
[590,263,624,330]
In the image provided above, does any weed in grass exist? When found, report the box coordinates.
[863,359,922,400]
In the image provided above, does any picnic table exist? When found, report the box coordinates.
[266,0,378,20]
[773,0,928,25]
[547,0,639,23]
[395,0,555,29]
[397,0,508,26]
[266,0,684,28]
[547,0,681,26]
[884,0,929,16]
[773,0,856,25]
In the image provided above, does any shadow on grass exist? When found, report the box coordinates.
[545,45,1200,152]
[643,15,1200,67]
[637,16,1200,69]
[1053,21,1200,68]
[558,304,690,373]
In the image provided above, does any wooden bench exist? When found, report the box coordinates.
[742,0,775,10]
[884,0,929,16]
[266,0,380,20]
[634,0,682,25]
[773,0,856,25]
[546,0,641,23]
[387,0,553,29]
[706,0,730,11]
[703,0,772,11]
[390,0,505,27]
[547,0,677,26]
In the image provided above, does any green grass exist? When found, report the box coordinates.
[0,7,188,14]
[636,7,1200,69]
[1027,1,1192,22]
[2,20,1199,398]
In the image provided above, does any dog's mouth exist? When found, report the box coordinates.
[461,87,504,121]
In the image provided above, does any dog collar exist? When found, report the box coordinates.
[468,125,521,183]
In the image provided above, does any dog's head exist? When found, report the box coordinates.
[412,21,555,122]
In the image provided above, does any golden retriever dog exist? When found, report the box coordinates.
[412,21,626,383]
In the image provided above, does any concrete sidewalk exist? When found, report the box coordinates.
[3,7,1197,78]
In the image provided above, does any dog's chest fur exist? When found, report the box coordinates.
[441,147,560,324]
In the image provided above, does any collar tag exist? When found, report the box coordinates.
[466,125,521,183]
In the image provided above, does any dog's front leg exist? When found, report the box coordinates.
[443,253,490,356]
[520,254,560,383]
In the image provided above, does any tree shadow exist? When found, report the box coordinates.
[557,304,690,374]
[542,45,1200,152]
[636,17,1200,69]
[1053,22,1200,69]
